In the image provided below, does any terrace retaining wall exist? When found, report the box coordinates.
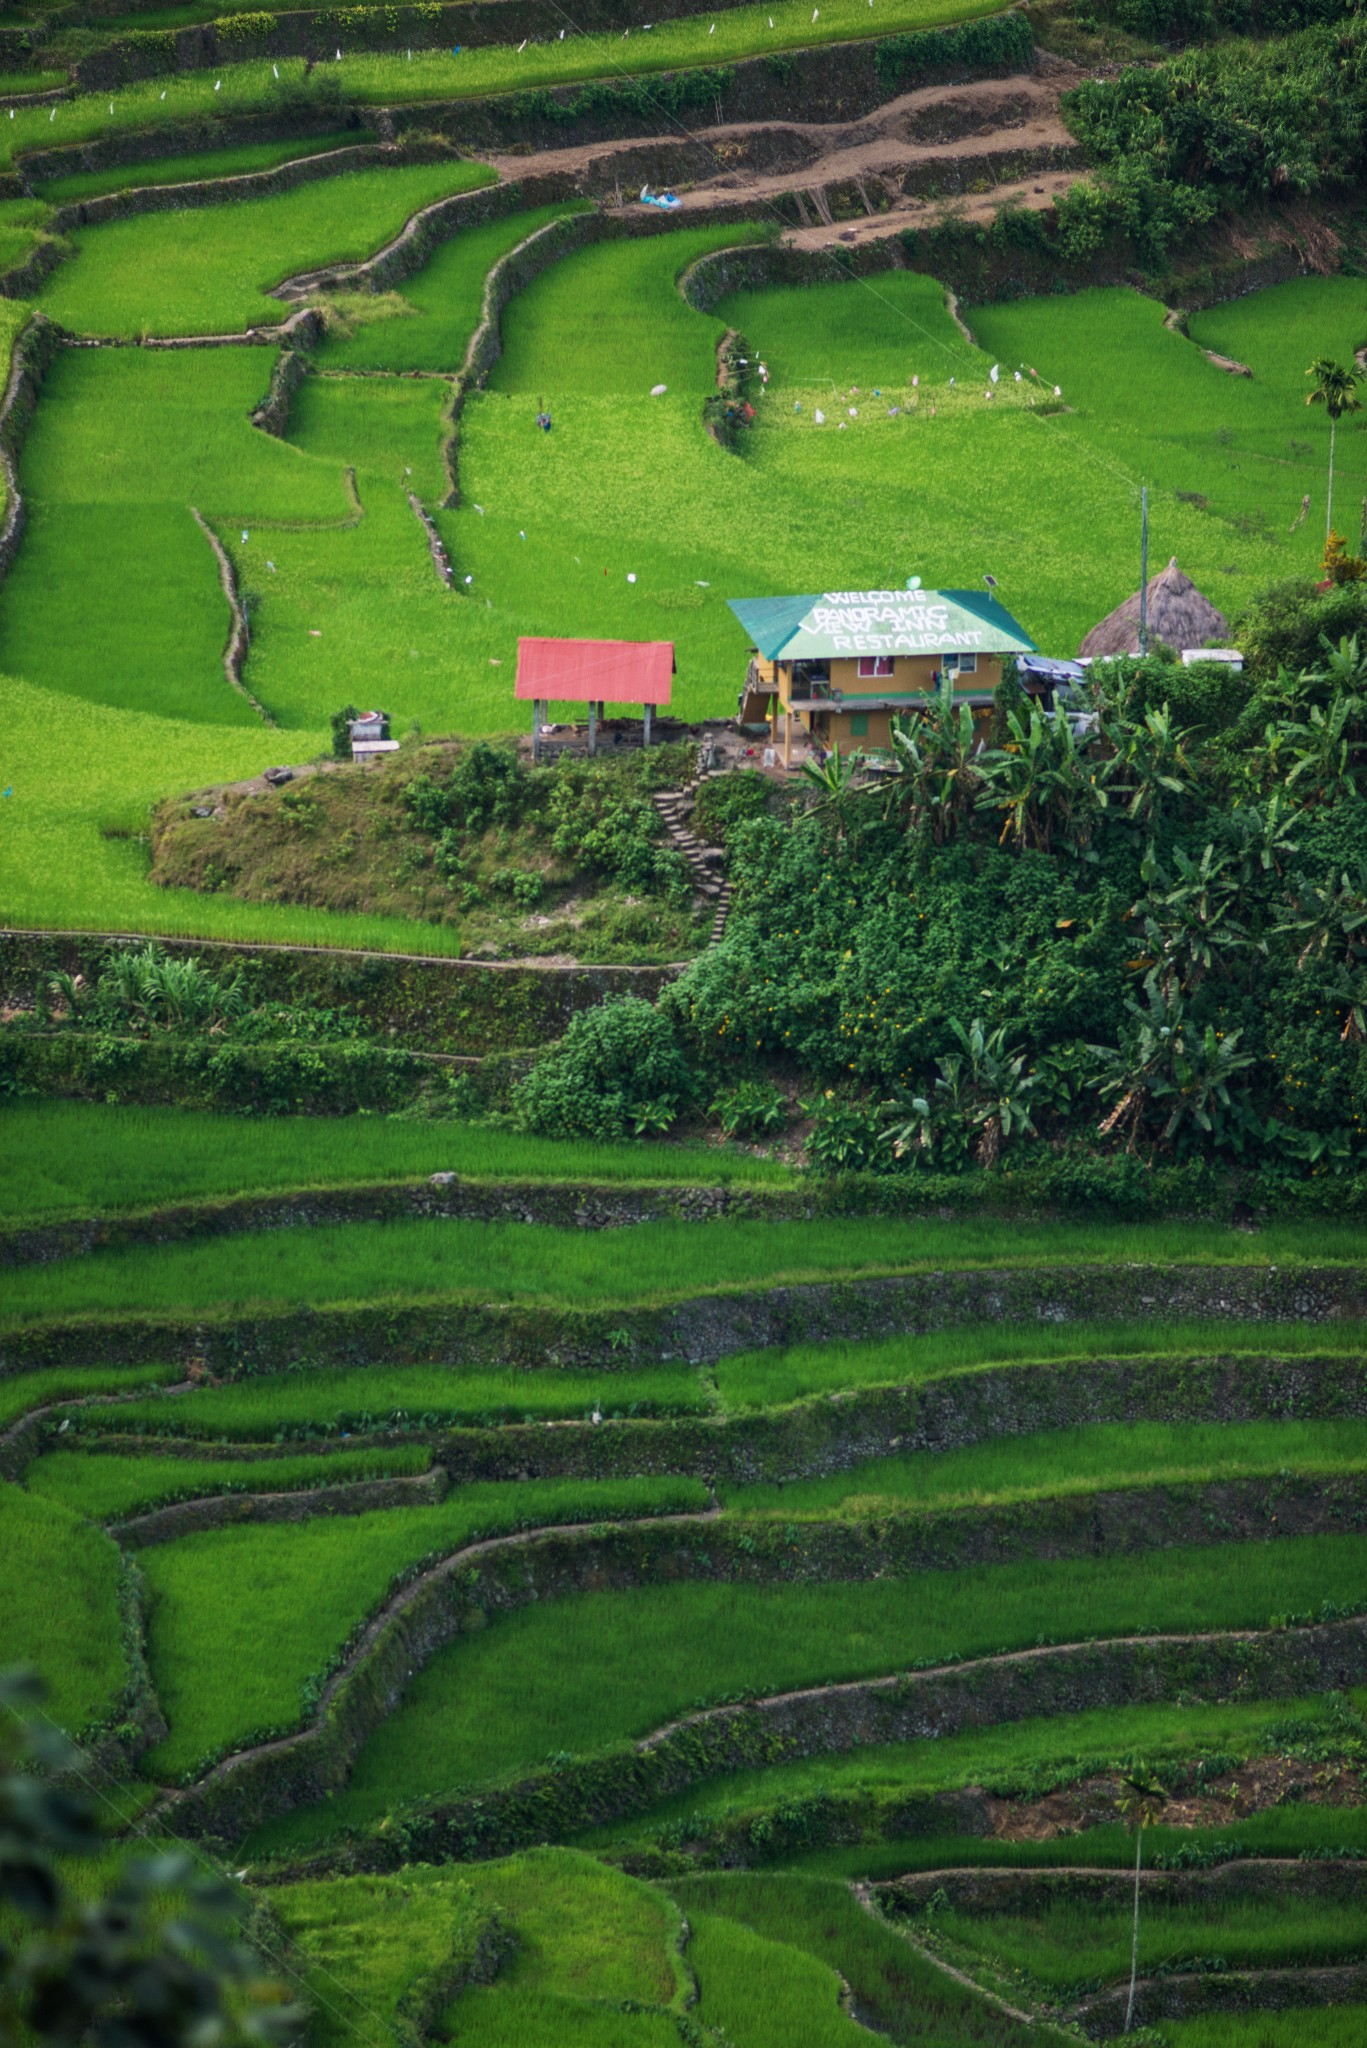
[3,1263,1364,1380]
[0,313,61,583]
[1077,1964,1367,2036]
[113,1460,448,1544]
[170,1576,1367,1852]
[0,929,678,1050]
[27,1350,1367,1488]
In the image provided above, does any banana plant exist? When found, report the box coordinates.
[976,702,1104,855]
[1275,863,1367,971]
[1091,977,1256,1154]
[797,744,866,849]
[886,680,982,845]
[1136,843,1259,994]
[1103,701,1200,836]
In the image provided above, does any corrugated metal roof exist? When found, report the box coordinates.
[515,637,675,705]
[727,590,1036,660]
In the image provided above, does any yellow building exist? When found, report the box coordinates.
[728,586,1038,766]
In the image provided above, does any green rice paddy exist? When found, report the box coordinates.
[75,1359,710,1437]
[242,1529,1367,1849]
[0,1482,128,1731]
[314,200,588,373]
[139,1472,709,1775]
[1,1213,1357,1327]
[0,1101,790,1224]
[35,160,495,337]
[34,133,367,204]
[722,1416,1367,1515]
[23,1442,433,1520]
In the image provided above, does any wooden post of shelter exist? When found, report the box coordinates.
[532,698,543,763]
[588,702,598,756]
[643,702,652,747]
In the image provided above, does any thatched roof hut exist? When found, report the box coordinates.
[1078,559,1229,659]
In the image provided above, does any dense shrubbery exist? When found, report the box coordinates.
[1065,18,1367,210]
[662,605,1367,1175]
[513,995,697,1139]
[1051,16,1367,270]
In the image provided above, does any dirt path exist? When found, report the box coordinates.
[484,67,1086,242]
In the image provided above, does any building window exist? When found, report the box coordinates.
[948,652,978,674]
[857,656,894,678]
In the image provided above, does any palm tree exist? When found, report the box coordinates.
[1118,1776,1168,2034]
[1306,358,1362,541]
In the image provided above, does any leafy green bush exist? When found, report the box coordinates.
[513,996,696,1140]
[403,742,528,837]
[692,771,774,847]
[712,1079,788,1138]
[548,763,689,897]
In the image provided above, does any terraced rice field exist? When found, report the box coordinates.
[6,84,1367,2037]
[2,174,1362,944]
[4,1092,1367,2036]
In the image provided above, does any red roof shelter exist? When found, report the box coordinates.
[515,636,675,757]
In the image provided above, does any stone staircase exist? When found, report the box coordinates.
[652,783,734,945]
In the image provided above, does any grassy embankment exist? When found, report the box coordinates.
[0,1102,793,1223]
[1,1212,1363,1326]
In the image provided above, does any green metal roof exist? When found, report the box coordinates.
[727,590,1037,661]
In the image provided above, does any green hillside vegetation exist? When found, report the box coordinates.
[148,735,709,958]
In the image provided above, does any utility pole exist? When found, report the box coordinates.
[1138,486,1149,657]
